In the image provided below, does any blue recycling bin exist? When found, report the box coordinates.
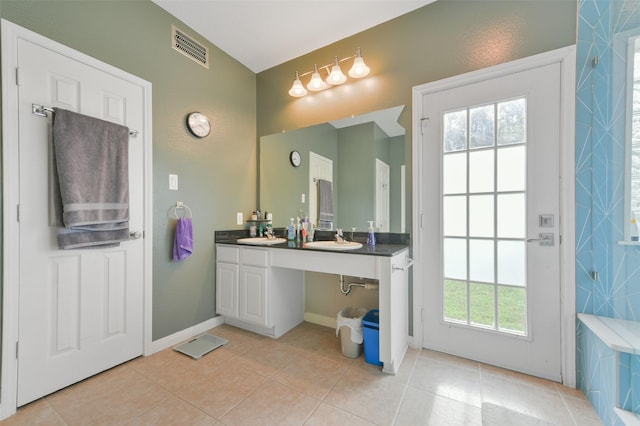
[362,309,382,366]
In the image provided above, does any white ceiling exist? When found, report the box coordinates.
[151,0,434,73]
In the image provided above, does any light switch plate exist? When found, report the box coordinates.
[169,174,178,191]
[301,193,305,203]
[236,212,243,225]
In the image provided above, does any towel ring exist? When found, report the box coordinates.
[174,202,192,219]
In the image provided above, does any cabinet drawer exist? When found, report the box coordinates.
[240,247,269,267]
[217,245,239,263]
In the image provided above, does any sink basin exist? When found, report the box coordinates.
[237,237,286,246]
[304,241,363,251]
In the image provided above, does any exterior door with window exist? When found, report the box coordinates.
[421,63,562,381]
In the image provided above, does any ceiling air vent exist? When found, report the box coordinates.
[172,25,209,69]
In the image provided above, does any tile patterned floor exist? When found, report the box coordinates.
[1,322,602,425]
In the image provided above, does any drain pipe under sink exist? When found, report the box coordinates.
[339,274,379,295]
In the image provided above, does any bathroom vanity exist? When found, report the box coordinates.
[214,231,411,375]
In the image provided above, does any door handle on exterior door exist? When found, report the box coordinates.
[129,230,143,240]
[527,233,554,246]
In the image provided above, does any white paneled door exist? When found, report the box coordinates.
[421,63,562,381]
[309,151,333,228]
[15,37,146,405]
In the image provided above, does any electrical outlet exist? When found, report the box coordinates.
[236,212,243,225]
[169,174,178,190]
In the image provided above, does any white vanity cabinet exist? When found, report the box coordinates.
[215,240,411,374]
[216,245,239,318]
[238,248,269,326]
[216,244,304,338]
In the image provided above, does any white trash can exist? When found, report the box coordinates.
[336,306,367,358]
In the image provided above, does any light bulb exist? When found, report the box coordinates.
[307,65,328,91]
[349,47,370,78]
[288,71,307,97]
[326,56,347,85]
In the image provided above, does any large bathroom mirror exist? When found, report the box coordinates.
[259,106,407,232]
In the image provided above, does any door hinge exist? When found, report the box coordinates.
[17,204,20,222]
[421,308,424,323]
[15,67,19,86]
[16,341,18,359]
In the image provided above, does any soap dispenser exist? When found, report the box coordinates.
[367,221,376,246]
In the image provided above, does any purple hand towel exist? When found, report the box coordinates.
[173,217,193,261]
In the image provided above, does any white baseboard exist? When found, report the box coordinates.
[408,335,417,348]
[304,312,337,329]
[147,316,225,355]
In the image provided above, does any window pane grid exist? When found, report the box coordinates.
[442,98,528,336]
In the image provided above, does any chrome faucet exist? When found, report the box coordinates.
[335,228,346,243]
[265,227,275,239]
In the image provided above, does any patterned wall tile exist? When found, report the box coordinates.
[577,0,640,424]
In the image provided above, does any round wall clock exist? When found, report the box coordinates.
[290,150,301,167]
[186,112,211,138]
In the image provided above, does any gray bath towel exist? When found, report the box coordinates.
[317,179,334,230]
[52,108,130,249]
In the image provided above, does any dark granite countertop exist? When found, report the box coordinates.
[214,229,410,257]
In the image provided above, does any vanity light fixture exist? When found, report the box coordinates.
[307,64,329,92]
[327,56,347,85]
[288,71,308,97]
[288,47,371,97]
[349,47,371,78]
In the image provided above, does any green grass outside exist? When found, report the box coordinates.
[443,279,526,334]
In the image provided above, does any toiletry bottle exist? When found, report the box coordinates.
[632,214,639,241]
[287,218,295,241]
[295,216,301,242]
[301,220,308,243]
[367,221,376,246]
[308,223,315,242]
[266,213,273,236]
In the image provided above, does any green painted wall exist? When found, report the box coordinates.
[257,0,577,138]
[389,135,406,232]
[0,1,257,340]
[337,123,374,230]
[257,0,576,324]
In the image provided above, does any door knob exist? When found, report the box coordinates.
[129,230,143,240]
[527,233,554,246]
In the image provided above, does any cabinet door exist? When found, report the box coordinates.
[216,262,239,318]
[239,265,268,326]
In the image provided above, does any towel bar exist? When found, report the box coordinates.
[32,103,139,137]
[174,202,192,219]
